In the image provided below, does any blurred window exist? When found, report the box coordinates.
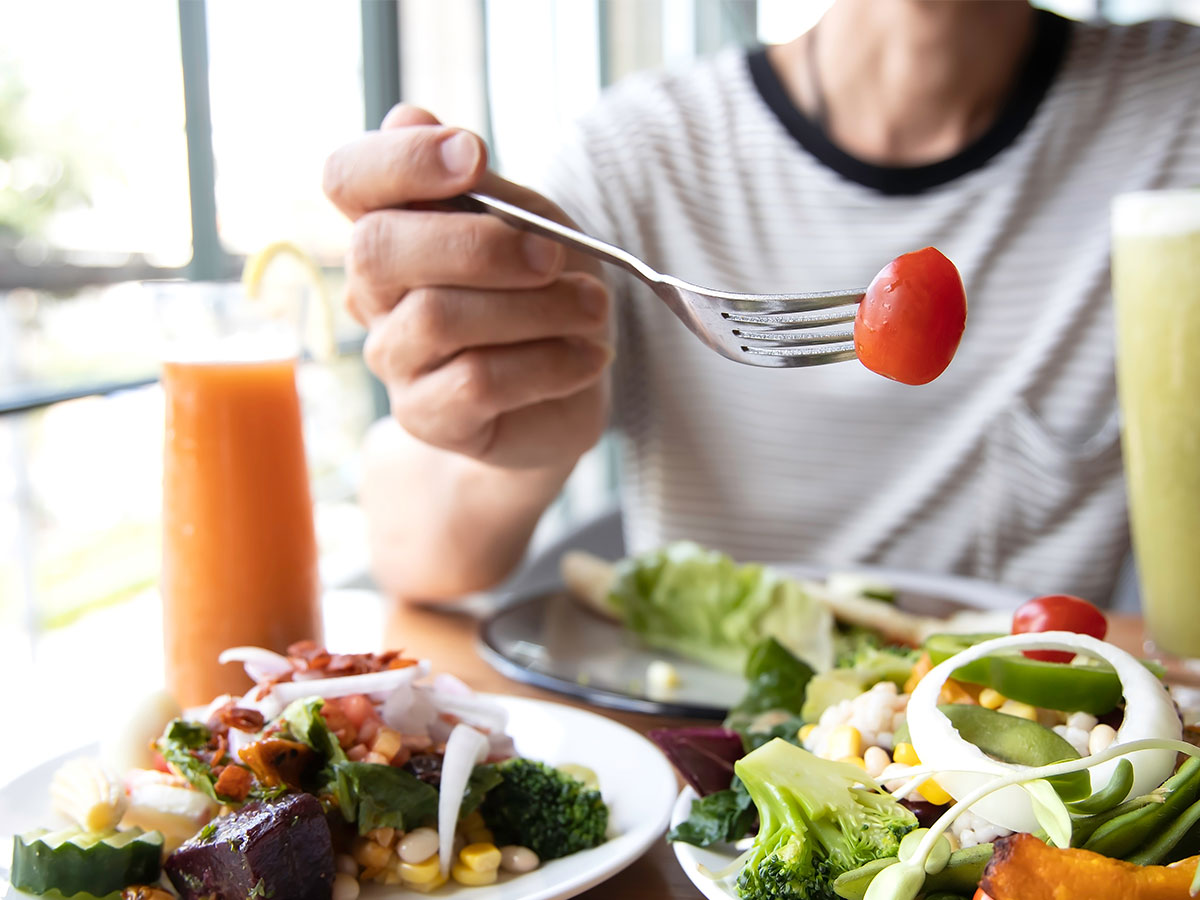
[1,0,1197,775]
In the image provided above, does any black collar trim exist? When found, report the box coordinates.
[746,10,1072,196]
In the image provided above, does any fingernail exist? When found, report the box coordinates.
[439,131,479,176]
[522,234,562,274]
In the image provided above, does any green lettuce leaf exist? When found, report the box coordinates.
[157,719,222,802]
[281,697,347,766]
[606,542,835,674]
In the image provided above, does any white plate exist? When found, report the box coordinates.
[669,787,741,900]
[1,695,679,900]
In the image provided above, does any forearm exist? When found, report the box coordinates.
[360,418,576,600]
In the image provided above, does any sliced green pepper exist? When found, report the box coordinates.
[924,634,1164,716]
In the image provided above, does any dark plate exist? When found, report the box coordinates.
[478,564,1024,719]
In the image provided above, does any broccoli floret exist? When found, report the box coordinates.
[479,758,608,860]
[734,739,916,900]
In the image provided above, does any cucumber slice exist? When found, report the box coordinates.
[11,826,164,897]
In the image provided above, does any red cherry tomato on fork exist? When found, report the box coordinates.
[854,247,967,386]
[1011,594,1108,663]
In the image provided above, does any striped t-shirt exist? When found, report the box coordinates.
[539,12,1200,605]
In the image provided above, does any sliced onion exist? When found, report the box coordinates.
[236,688,283,725]
[908,631,1181,833]
[424,688,508,735]
[438,724,489,875]
[432,673,472,695]
[269,662,429,705]
[217,646,294,683]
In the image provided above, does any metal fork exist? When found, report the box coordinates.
[444,192,866,368]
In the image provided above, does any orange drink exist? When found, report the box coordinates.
[162,356,322,706]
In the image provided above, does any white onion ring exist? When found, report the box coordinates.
[908,631,1180,833]
[269,662,430,704]
[217,646,294,683]
[424,688,509,735]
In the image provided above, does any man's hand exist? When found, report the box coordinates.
[323,105,612,471]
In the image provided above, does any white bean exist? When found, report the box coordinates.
[863,746,891,779]
[499,845,540,873]
[332,872,360,900]
[1067,712,1099,733]
[1089,723,1117,755]
[398,826,440,864]
[335,853,358,875]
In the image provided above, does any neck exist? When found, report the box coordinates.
[772,0,1038,166]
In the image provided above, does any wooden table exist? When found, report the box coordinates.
[382,601,1151,900]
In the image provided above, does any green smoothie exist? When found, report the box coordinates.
[1112,190,1200,658]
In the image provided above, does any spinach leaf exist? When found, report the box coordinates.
[723,637,814,741]
[461,764,503,819]
[334,762,440,833]
[667,778,756,847]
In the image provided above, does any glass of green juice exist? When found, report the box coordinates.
[1112,189,1200,662]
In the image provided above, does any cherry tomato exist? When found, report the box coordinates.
[972,890,994,900]
[854,247,967,385]
[1012,594,1108,663]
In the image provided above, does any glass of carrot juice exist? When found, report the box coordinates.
[156,281,322,707]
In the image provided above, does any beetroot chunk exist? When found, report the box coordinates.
[166,792,334,900]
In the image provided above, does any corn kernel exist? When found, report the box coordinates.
[382,869,402,885]
[459,842,502,873]
[917,778,953,806]
[893,742,921,767]
[979,688,1007,710]
[403,870,449,893]
[839,756,867,770]
[999,700,1038,721]
[399,855,442,885]
[371,728,404,763]
[353,838,393,870]
[798,724,818,743]
[827,726,862,760]
[461,809,486,830]
[452,862,499,886]
[368,827,395,847]
[466,827,495,846]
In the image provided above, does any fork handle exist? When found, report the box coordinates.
[442,192,661,284]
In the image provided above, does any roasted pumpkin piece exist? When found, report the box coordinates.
[980,832,1199,900]
[237,737,316,789]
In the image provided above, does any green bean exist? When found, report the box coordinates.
[1083,757,1200,858]
[1127,794,1200,866]
[831,845,993,900]
[1069,795,1160,847]
[1067,759,1136,815]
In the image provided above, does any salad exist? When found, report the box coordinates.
[657,594,1200,900]
[10,642,610,900]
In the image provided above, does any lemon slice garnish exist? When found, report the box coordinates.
[241,240,335,360]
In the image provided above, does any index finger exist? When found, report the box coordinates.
[323,125,487,220]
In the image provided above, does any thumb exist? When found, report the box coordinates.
[381,103,441,130]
